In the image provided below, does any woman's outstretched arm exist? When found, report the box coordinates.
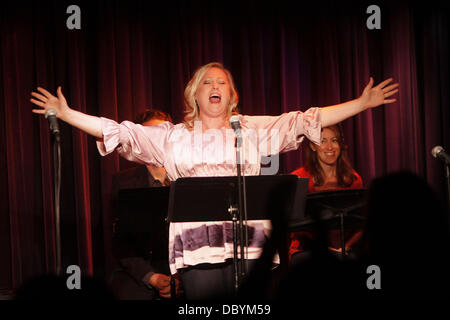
[320,77,399,128]
[31,86,103,138]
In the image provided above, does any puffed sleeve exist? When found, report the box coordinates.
[96,117,170,167]
[243,107,322,156]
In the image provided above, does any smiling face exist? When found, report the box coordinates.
[310,127,341,167]
[194,67,231,121]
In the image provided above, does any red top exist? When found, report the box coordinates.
[291,166,363,193]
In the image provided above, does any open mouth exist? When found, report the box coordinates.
[209,93,221,104]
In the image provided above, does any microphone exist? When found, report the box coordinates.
[45,109,60,135]
[432,146,450,164]
[229,115,242,138]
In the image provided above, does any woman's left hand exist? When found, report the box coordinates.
[359,77,399,109]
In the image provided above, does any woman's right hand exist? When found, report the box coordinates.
[30,86,103,138]
[30,86,70,119]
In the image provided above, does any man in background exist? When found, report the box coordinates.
[109,109,183,299]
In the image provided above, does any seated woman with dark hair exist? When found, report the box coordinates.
[292,124,362,192]
[290,124,363,260]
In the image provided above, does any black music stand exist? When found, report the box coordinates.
[287,178,310,228]
[167,174,301,293]
[116,186,170,265]
[289,189,367,257]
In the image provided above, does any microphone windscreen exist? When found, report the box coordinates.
[229,115,241,126]
[45,108,58,118]
[432,146,444,158]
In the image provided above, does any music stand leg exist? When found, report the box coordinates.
[339,211,346,258]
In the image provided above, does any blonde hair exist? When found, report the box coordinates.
[183,62,239,129]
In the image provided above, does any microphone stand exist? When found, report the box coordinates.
[234,135,249,284]
[228,203,240,293]
[445,163,450,216]
[432,147,450,215]
[51,131,62,276]
[228,136,243,294]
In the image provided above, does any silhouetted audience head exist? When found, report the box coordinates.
[360,170,450,297]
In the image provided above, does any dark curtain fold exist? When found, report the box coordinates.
[1,0,449,290]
